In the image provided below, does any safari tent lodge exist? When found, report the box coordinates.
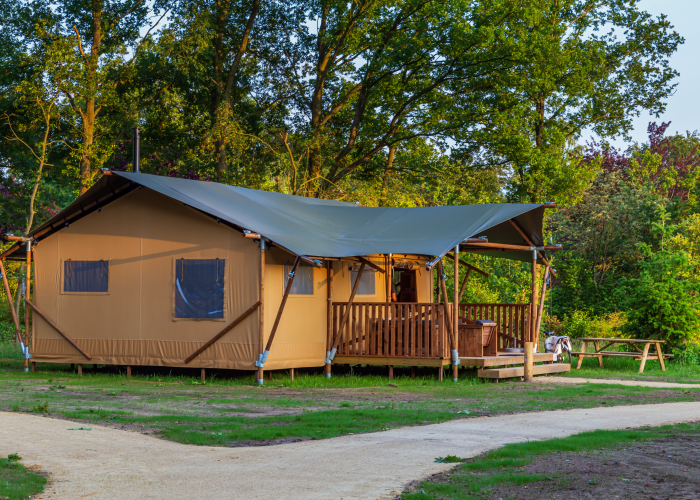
[0,171,569,382]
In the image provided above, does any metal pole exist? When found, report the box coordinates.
[132,128,140,173]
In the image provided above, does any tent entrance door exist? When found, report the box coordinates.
[394,269,417,303]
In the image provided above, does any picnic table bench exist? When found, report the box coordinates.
[572,337,673,374]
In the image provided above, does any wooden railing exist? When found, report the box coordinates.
[458,303,529,350]
[331,302,449,359]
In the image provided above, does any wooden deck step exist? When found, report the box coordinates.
[478,363,571,379]
[461,352,558,367]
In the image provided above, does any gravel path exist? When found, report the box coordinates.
[535,376,700,389]
[3,402,700,500]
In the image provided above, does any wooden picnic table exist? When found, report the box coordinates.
[572,337,673,374]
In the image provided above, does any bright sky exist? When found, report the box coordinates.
[600,0,699,149]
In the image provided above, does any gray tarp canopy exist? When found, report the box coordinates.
[2,171,550,263]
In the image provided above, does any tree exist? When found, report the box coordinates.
[483,0,683,204]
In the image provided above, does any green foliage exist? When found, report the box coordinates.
[0,453,47,500]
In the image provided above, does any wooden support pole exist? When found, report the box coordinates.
[535,266,550,343]
[0,259,22,344]
[389,365,393,380]
[325,261,333,377]
[329,262,366,351]
[357,256,386,274]
[25,298,91,360]
[442,253,489,277]
[290,368,295,380]
[457,269,472,304]
[508,219,557,278]
[436,260,455,348]
[24,246,31,371]
[31,361,35,373]
[77,364,83,376]
[524,341,534,383]
[453,245,459,382]
[258,242,265,383]
[126,366,131,377]
[438,365,443,381]
[264,256,301,353]
[184,300,262,364]
[201,368,206,381]
[531,255,538,346]
[386,254,392,302]
[411,366,415,379]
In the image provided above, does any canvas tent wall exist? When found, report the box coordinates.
[26,188,326,370]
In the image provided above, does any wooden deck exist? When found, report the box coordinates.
[329,301,571,380]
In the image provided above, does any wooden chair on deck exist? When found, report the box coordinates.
[458,318,498,357]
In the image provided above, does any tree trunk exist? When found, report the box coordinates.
[379,145,396,207]
[79,0,103,195]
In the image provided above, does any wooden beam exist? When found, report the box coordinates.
[458,268,472,303]
[325,260,333,376]
[25,298,91,360]
[184,300,262,364]
[4,236,24,242]
[24,246,31,371]
[443,253,489,277]
[535,266,550,343]
[329,261,366,351]
[243,233,261,238]
[436,260,455,348]
[0,260,22,344]
[258,242,265,381]
[508,219,558,277]
[264,256,302,353]
[385,255,391,303]
[357,256,386,274]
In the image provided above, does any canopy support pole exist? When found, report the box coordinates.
[535,266,550,345]
[509,219,557,277]
[325,260,333,378]
[436,260,455,352]
[530,251,538,346]
[452,245,459,382]
[327,262,366,361]
[24,242,31,371]
[257,240,266,383]
[255,256,301,383]
[0,259,22,344]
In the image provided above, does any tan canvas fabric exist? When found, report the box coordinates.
[31,189,272,369]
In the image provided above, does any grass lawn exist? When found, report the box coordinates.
[0,454,47,500]
[1,356,700,448]
[563,354,700,383]
[400,421,700,499]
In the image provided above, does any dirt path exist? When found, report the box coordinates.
[536,376,700,389]
[2,402,700,500]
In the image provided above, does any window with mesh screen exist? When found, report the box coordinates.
[175,259,225,319]
[63,260,109,293]
[350,265,376,295]
[284,261,314,295]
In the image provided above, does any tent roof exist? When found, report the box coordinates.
[2,171,552,263]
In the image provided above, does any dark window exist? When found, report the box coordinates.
[350,265,376,295]
[175,259,225,319]
[284,262,313,295]
[63,260,109,293]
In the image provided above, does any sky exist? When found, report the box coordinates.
[601,0,700,149]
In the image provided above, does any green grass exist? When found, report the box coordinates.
[1,356,700,447]
[401,422,700,499]
[0,454,47,500]
[564,354,700,383]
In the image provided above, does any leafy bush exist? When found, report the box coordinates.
[621,248,700,349]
